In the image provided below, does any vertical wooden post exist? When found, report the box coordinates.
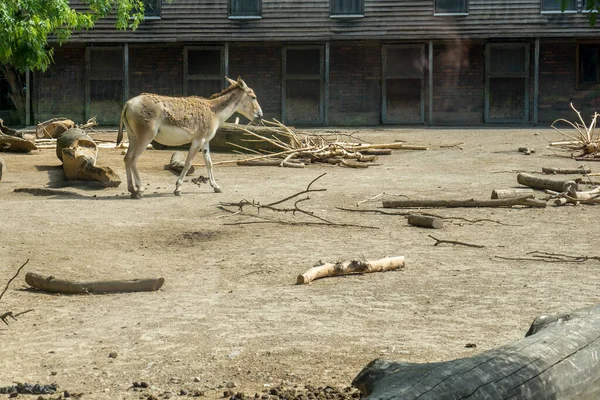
[123,43,129,103]
[25,69,31,126]
[84,47,91,121]
[533,38,539,125]
[428,41,433,126]
[281,46,287,124]
[224,43,229,89]
[324,41,330,125]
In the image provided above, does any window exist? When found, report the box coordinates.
[541,0,576,12]
[330,0,364,17]
[184,47,225,97]
[578,44,600,85]
[229,0,261,18]
[143,0,161,18]
[434,0,468,14]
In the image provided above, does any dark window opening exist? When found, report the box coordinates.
[184,47,224,98]
[434,0,468,14]
[541,0,577,11]
[143,0,161,18]
[579,44,600,85]
[331,0,364,16]
[229,0,261,17]
[0,74,15,110]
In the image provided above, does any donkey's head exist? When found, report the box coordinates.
[226,76,263,124]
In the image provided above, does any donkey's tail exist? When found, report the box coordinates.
[116,102,128,146]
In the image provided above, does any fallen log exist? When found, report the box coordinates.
[167,151,195,175]
[0,118,19,136]
[36,118,75,139]
[25,272,165,294]
[491,188,536,199]
[0,132,37,152]
[353,303,600,400]
[297,256,405,285]
[56,128,121,187]
[407,214,444,229]
[542,167,591,175]
[382,196,544,208]
[517,172,578,194]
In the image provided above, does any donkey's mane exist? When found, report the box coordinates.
[209,83,239,99]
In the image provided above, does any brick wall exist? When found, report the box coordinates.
[537,41,600,124]
[432,42,485,125]
[35,46,86,123]
[129,44,184,97]
[229,45,282,120]
[329,43,381,126]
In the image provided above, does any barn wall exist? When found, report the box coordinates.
[229,44,282,121]
[432,41,485,125]
[129,44,184,97]
[35,46,86,124]
[329,42,381,125]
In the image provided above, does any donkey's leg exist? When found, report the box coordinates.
[123,129,138,198]
[174,138,205,196]
[202,143,221,193]
[124,127,156,199]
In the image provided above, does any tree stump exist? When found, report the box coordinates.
[56,128,121,187]
[353,303,600,399]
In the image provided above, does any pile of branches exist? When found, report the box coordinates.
[549,103,600,158]
[227,120,426,169]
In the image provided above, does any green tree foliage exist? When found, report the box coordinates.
[0,0,146,123]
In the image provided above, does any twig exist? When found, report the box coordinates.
[428,235,485,248]
[494,251,600,263]
[0,259,29,302]
[335,207,517,225]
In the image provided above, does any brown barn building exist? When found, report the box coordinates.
[3,0,600,126]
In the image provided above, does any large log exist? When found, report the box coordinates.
[353,303,600,400]
[25,272,165,294]
[167,151,195,175]
[382,196,544,208]
[517,172,578,194]
[56,128,121,187]
[0,132,37,152]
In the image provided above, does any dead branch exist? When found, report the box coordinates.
[0,259,29,303]
[517,172,579,194]
[335,207,516,226]
[549,103,600,157]
[494,251,600,263]
[25,272,165,294]
[428,235,485,248]
[297,256,405,284]
[382,196,543,208]
[219,174,377,229]
[1,259,32,325]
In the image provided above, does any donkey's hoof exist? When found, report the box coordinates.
[214,187,222,193]
[174,189,182,196]
[131,192,143,199]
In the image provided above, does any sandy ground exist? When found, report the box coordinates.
[1,127,599,399]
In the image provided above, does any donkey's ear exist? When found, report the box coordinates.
[236,77,248,89]
[225,76,237,86]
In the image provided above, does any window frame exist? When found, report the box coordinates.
[433,0,468,16]
[330,0,365,19]
[183,46,227,97]
[142,0,161,19]
[577,43,600,87]
[540,0,577,13]
[228,0,262,20]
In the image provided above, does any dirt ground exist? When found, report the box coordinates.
[1,126,600,399]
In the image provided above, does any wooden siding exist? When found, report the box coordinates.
[67,0,600,43]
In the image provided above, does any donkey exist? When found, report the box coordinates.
[117,77,263,198]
